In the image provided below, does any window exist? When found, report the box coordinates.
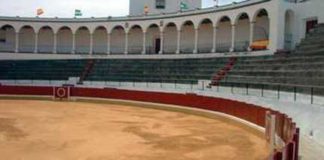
[156,0,166,9]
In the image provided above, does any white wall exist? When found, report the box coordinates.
[129,0,202,16]
[2,0,324,54]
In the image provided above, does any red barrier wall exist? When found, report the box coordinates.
[0,85,299,160]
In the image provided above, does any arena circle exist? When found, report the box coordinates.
[0,99,269,160]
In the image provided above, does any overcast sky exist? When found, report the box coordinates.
[0,0,242,18]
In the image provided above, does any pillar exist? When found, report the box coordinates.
[89,33,93,55]
[176,29,181,54]
[15,32,19,53]
[159,31,164,54]
[249,21,255,51]
[193,28,199,54]
[107,33,111,55]
[142,31,146,54]
[230,24,236,52]
[34,32,39,53]
[124,32,129,55]
[211,26,217,53]
[72,33,76,54]
[53,33,57,54]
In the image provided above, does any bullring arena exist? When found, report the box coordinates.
[0,99,269,160]
[1,0,324,159]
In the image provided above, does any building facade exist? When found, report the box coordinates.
[0,0,323,57]
[129,0,202,16]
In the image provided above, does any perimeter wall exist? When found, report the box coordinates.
[0,85,299,160]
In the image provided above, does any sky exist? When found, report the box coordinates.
[0,0,242,18]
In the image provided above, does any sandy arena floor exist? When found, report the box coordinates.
[0,99,269,160]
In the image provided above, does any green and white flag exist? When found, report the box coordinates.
[75,9,82,17]
[180,2,188,10]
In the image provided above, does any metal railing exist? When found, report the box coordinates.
[1,78,323,106]
[0,42,254,54]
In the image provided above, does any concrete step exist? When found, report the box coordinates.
[296,43,324,51]
[240,56,324,65]
[228,70,324,77]
[233,63,324,71]
[294,48,324,55]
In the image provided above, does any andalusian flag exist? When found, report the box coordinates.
[180,2,188,10]
[36,8,44,16]
[75,9,82,17]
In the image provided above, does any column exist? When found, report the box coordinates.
[89,33,93,55]
[159,31,164,54]
[53,33,57,54]
[211,26,217,53]
[142,31,146,54]
[176,29,181,54]
[15,32,19,53]
[248,21,255,51]
[193,28,199,54]
[124,32,128,55]
[72,33,76,54]
[34,32,39,53]
[230,24,236,52]
[107,33,111,55]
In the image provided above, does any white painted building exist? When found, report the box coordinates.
[0,0,323,57]
[129,0,202,16]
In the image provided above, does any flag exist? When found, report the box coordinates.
[37,8,44,16]
[75,9,82,17]
[144,5,149,14]
[180,2,188,10]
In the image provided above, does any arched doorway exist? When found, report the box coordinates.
[163,22,177,54]
[180,20,195,54]
[235,13,250,52]
[0,25,16,52]
[252,9,270,50]
[19,26,35,53]
[75,26,90,54]
[216,16,232,52]
[198,19,213,53]
[146,24,160,54]
[93,26,108,55]
[57,26,73,54]
[110,26,125,54]
[38,26,54,53]
[128,25,143,54]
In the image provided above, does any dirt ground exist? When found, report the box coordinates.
[0,99,269,160]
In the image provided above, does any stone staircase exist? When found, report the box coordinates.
[78,59,96,84]
[209,57,237,86]
[295,23,324,55]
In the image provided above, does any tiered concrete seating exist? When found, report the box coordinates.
[86,58,229,84]
[222,24,324,90]
[0,60,86,80]
[0,58,229,84]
